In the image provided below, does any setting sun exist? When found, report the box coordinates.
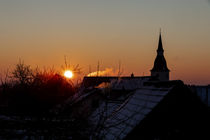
[64,70,73,79]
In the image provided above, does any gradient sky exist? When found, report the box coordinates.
[0,0,210,85]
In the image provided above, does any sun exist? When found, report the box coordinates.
[64,70,73,79]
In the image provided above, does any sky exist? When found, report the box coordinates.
[0,0,210,85]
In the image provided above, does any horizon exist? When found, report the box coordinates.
[0,0,210,85]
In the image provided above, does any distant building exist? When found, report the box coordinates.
[82,76,151,88]
[190,85,210,106]
[151,32,170,81]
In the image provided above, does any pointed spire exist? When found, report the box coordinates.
[157,31,164,52]
[151,30,169,73]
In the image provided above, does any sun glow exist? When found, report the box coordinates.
[64,70,73,79]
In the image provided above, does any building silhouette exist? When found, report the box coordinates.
[83,32,171,87]
[151,32,170,81]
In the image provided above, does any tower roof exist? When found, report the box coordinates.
[158,33,164,52]
[151,55,169,72]
[151,32,169,72]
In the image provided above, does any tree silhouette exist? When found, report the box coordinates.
[12,59,33,85]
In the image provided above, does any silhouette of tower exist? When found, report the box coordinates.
[151,32,170,81]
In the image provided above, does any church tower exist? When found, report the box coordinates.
[151,32,170,81]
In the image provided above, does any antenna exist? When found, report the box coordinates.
[64,56,67,69]
[96,61,100,77]
[118,60,121,77]
[89,65,92,77]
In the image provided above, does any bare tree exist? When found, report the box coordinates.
[12,59,33,85]
[61,56,82,75]
[117,60,124,78]
[0,68,12,93]
[61,56,82,87]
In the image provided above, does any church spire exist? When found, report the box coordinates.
[151,31,170,81]
[157,32,164,52]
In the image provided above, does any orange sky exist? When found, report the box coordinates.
[0,0,210,85]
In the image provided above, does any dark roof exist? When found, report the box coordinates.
[151,55,169,72]
[90,81,210,139]
[99,87,171,140]
[125,83,210,140]
[82,76,151,88]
